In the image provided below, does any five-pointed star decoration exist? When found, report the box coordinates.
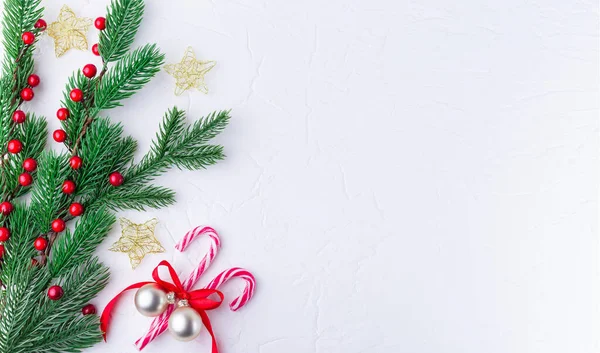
[109,218,165,269]
[47,5,92,57]
[165,46,216,95]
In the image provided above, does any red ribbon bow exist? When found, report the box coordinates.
[100,260,224,352]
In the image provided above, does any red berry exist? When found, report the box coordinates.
[18,172,32,186]
[82,64,97,78]
[7,139,22,154]
[82,304,96,315]
[94,17,106,30]
[47,285,64,300]
[27,74,40,87]
[108,172,124,186]
[20,88,34,101]
[53,129,66,143]
[12,110,25,123]
[0,244,4,258]
[69,202,84,216]
[69,156,82,170]
[57,108,69,121]
[0,227,10,242]
[92,43,100,56]
[62,180,76,194]
[70,88,83,102]
[22,31,34,45]
[23,158,37,172]
[33,237,47,251]
[0,201,13,215]
[34,18,47,30]
[51,219,65,232]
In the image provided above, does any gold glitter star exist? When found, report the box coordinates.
[109,218,165,269]
[165,47,216,95]
[47,5,92,57]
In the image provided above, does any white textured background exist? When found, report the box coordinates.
[14,0,600,352]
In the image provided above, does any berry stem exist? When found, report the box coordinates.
[70,60,107,157]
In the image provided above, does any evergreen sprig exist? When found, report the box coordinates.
[98,0,144,63]
[0,0,231,351]
[94,44,164,110]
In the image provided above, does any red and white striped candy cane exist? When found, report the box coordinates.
[135,226,221,350]
[205,267,256,311]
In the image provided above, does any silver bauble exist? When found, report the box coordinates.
[134,283,168,317]
[168,306,203,341]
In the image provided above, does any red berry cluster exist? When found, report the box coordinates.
[48,15,108,309]
[3,16,121,307]
[53,62,99,144]
[5,22,49,160]
[91,16,106,57]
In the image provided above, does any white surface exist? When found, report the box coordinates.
[15,0,600,352]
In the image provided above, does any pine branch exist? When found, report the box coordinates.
[10,114,47,199]
[60,72,91,145]
[94,44,164,110]
[0,205,36,279]
[50,208,115,276]
[127,108,230,185]
[74,118,128,196]
[95,184,176,212]
[29,152,70,233]
[28,315,103,353]
[1,0,42,74]
[86,108,230,212]
[15,259,109,352]
[98,0,145,63]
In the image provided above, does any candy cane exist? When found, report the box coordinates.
[135,226,221,350]
[205,267,256,311]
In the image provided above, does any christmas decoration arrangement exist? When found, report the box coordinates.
[0,0,231,352]
[109,218,164,269]
[101,226,256,351]
[165,46,216,95]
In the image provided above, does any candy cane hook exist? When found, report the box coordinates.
[205,267,256,311]
[135,226,221,350]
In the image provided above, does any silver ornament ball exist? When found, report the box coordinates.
[168,306,203,341]
[134,283,169,317]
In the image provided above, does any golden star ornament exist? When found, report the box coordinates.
[165,47,216,95]
[109,218,165,269]
[47,5,92,57]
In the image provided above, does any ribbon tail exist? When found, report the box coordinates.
[198,310,219,353]
[100,281,154,341]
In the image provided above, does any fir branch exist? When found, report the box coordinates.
[98,0,145,63]
[60,72,92,146]
[10,114,47,199]
[50,208,115,276]
[0,268,50,352]
[74,118,128,197]
[96,184,175,211]
[86,108,230,212]
[94,44,164,110]
[29,152,70,232]
[170,144,225,170]
[27,315,103,353]
[1,0,42,75]
[0,205,36,278]
[15,259,109,352]
[127,108,230,185]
